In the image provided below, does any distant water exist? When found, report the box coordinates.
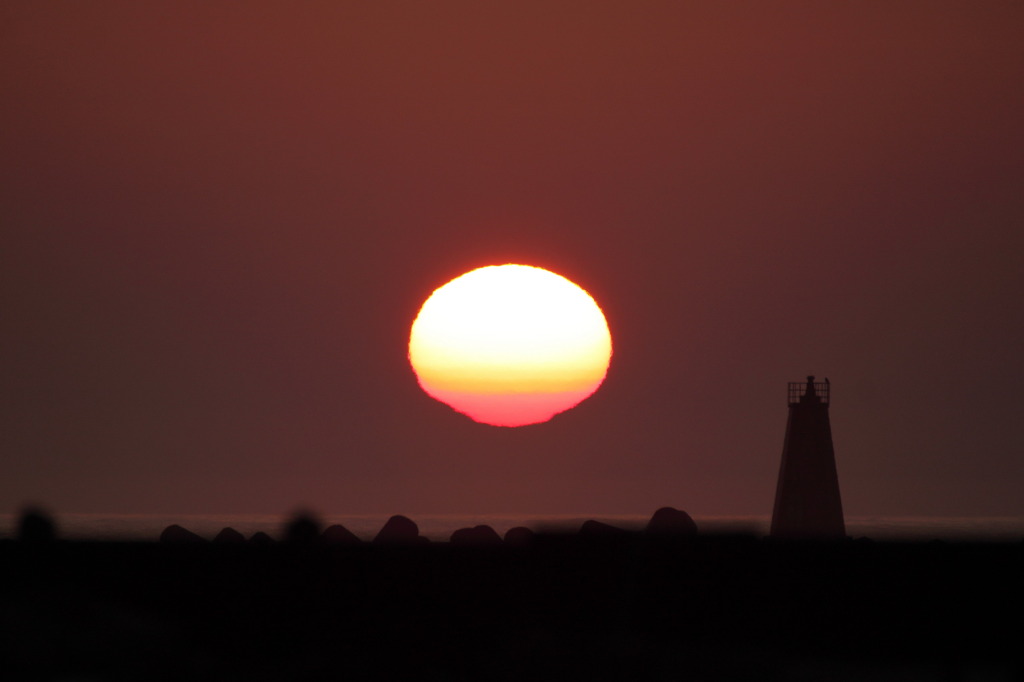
[2,513,1023,543]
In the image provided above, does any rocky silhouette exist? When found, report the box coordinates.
[503,526,535,546]
[213,527,246,544]
[16,508,57,543]
[320,524,361,545]
[450,524,502,546]
[159,524,206,544]
[644,507,698,536]
[284,513,321,545]
[4,510,1022,681]
[248,531,275,546]
[373,514,422,544]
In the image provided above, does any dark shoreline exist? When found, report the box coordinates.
[3,534,1021,681]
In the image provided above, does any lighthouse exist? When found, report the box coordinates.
[771,376,846,539]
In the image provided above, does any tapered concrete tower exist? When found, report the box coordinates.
[771,376,845,539]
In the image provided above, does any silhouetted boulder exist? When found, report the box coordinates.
[17,508,57,543]
[579,520,629,537]
[213,527,246,544]
[321,524,361,545]
[644,507,698,536]
[450,525,503,546]
[285,513,321,546]
[504,526,535,546]
[160,524,206,544]
[249,531,275,546]
[373,515,420,545]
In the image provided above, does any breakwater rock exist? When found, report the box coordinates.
[2,534,1020,680]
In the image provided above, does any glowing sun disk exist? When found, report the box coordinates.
[409,264,612,426]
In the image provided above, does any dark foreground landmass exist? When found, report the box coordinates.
[2,531,1021,681]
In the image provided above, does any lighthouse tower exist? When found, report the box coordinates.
[770,376,845,539]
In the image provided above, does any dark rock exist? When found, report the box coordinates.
[580,520,629,536]
[249,531,275,546]
[213,527,246,544]
[17,508,57,543]
[373,515,420,545]
[159,524,206,544]
[321,524,361,545]
[503,526,535,546]
[450,525,503,546]
[644,507,698,536]
[285,514,321,545]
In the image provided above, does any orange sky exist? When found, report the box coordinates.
[2,2,1023,517]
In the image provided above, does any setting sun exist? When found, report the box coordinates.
[409,264,612,426]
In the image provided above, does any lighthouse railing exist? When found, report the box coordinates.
[788,380,830,406]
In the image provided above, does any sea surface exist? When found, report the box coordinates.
[2,512,1024,543]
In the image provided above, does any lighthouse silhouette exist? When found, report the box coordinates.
[771,376,846,539]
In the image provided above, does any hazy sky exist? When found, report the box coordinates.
[3,2,1022,517]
